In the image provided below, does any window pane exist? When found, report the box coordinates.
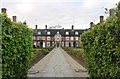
[75,31,78,35]
[38,31,41,35]
[66,31,69,35]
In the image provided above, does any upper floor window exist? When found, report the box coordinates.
[38,31,41,35]
[47,36,51,40]
[75,31,79,35]
[71,37,74,40]
[37,36,40,40]
[66,37,69,40]
[42,36,45,40]
[75,37,79,40]
[47,31,51,35]
[66,31,69,35]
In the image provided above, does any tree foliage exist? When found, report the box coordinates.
[81,2,120,78]
[1,14,33,79]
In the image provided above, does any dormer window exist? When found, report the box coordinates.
[66,31,69,35]
[38,31,41,35]
[75,31,78,35]
[57,31,60,34]
[47,31,51,35]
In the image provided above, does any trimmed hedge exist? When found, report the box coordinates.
[1,14,33,78]
[81,12,120,78]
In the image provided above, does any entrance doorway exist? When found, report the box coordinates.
[57,43,59,47]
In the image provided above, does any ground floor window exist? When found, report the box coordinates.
[76,42,79,47]
[62,42,64,46]
[70,42,73,47]
[38,42,40,47]
[47,42,50,47]
[65,42,69,47]
[34,42,37,46]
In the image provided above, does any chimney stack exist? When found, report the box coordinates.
[45,25,47,29]
[72,25,74,30]
[12,16,17,22]
[35,25,38,29]
[100,16,104,23]
[90,22,94,28]
[1,8,7,14]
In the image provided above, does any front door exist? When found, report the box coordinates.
[57,42,59,47]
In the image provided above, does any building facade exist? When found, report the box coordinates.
[33,25,85,48]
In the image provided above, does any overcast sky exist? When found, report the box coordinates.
[1,0,119,29]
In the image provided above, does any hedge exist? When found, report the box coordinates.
[80,10,120,78]
[1,14,33,79]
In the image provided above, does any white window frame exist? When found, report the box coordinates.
[65,31,69,35]
[42,36,45,40]
[47,31,51,35]
[38,31,41,35]
[47,42,50,47]
[71,37,74,40]
[47,36,51,40]
[33,36,36,40]
[66,37,69,40]
[76,37,79,40]
[37,36,40,40]
[65,42,69,47]
[75,31,79,35]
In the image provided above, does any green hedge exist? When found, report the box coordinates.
[81,13,120,78]
[1,14,33,79]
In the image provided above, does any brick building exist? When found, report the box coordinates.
[33,25,85,47]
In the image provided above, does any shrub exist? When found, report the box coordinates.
[81,15,120,78]
[1,14,33,79]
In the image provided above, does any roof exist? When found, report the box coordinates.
[33,29,85,36]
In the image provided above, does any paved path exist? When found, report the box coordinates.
[28,47,88,77]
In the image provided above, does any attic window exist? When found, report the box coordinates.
[38,31,41,35]
[75,31,78,35]
[57,31,60,34]
[47,31,51,35]
[66,31,69,35]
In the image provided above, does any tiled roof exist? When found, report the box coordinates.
[33,29,85,36]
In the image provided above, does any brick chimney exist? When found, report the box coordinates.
[72,25,74,30]
[12,16,17,22]
[100,16,104,23]
[45,25,47,29]
[90,22,94,28]
[1,8,7,14]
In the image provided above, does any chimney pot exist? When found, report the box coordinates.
[100,16,104,23]
[45,25,47,29]
[72,25,74,30]
[12,16,17,22]
[35,25,37,29]
[1,8,7,14]
[90,22,94,28]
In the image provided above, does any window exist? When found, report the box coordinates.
[47,36,51,40]
[33,36,36,40]
[62,42,64,46]
[75,31,79,35]
[52,42,54,46]
[34,42,36,46]
[70,42,73,47]
[65,31,69,35]
[65,42,69,47]
[47,31,51,35]
[76,42,79,47]
[47,42,50,47]
[38,31,41,35]
[71,37,74,40]
[66,37,69,40]
[42,36,45,40]
[38,42,40,47]
[37,36,40,40]
[75,37,79,40]
[57,31,60,34]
